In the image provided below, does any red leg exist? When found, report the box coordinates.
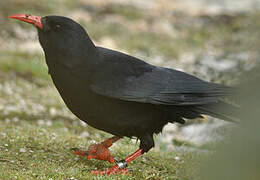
[73,136,120,163]
[91,149,143,175]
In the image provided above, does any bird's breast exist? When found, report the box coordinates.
[48,64,97,120]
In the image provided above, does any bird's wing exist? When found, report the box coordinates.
[90,47,231,105]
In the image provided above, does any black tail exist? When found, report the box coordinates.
[193,101,240,122]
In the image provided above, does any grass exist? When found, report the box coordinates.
[96,4,145,21]
[0,51,48,77]
[0,74,200,179]
[0,1,259,179]
[0,0,80,39]
[0,118,200,179]
[0,57,202,179]
[85,11,260,62]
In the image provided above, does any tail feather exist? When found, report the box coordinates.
[193,101,240,122]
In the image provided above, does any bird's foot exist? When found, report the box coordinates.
[91,161,129,175]
[91,149,143,176]
[72,136,120,163]
[72,144,115,163]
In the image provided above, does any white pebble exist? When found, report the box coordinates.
[46,120,53,126]
[19,148,27,153]
[80,131,89,138]
[174,156,180,160]
[37,119,45,125]
[49,107,57,116]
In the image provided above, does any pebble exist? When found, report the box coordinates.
[19,148,27,153]
[174,156,180,161]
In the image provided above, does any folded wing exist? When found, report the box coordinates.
[91,47,231,106]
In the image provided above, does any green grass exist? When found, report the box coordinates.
[0,0,79,16]
[0,119,199,179]
[0,1,259,179]
[85,12,260,61]
[96,4,145,21]
[0,75,200,179]
[0,51,47,77]
[0,0,80,38]
[0,51,50,86]
[0,66,201,179]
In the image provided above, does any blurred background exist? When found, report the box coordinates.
[0,0,259,179]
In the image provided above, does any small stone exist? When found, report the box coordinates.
[37,119,45,126]
[49,107,57,116]
[174,156,180,160]
[19,148,27,153]
[46,120,53,126]
[80,131,89,138]
[12,117,19,122]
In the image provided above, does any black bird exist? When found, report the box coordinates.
[10,14,238,175]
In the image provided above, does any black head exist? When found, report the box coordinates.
[38,16,95,56]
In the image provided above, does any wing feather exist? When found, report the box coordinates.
[91,47,231,105]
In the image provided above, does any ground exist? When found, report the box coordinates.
[0,0,259,179]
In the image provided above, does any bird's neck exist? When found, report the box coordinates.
[42,35,99,70]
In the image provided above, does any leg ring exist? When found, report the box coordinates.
[116,160,128,169]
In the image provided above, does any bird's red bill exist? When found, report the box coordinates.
[9,14,43,29]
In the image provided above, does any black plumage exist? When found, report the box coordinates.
[11,15,238,155]
[34,16,238,153]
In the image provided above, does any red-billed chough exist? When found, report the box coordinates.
[9,14,238,175]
